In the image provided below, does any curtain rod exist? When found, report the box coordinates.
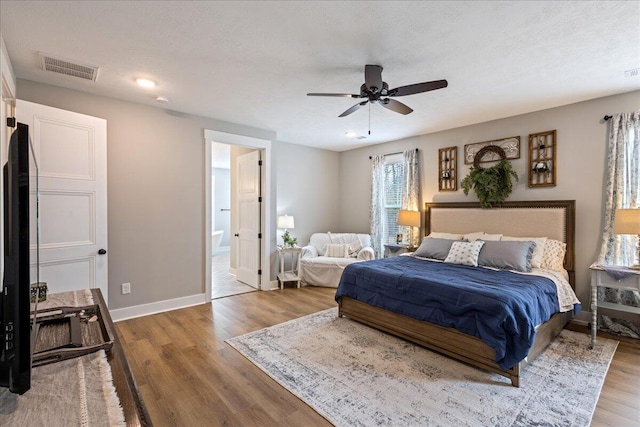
[603,115,612,121]
[369,148,418,160]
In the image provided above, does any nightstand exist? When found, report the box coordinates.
[384,244,411,258]
[589,263,640,348]
[277,246,302,289]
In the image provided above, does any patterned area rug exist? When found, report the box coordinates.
[227,307,618,427]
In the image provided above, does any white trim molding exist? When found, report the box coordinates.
[110,293,207,322]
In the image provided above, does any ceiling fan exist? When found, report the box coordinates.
[307,64,448,117]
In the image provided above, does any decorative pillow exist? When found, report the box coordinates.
[477,240,535,272]
[501,236,547,268]
[325,243,348,258]
[413,238,457,260]
[444,241,485,267]
[427,232,464,240]
[348,239,363,257]
[541,239,567,271]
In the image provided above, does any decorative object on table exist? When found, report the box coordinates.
[461,145,518,208]
[464,136,520,164]
[29,282,47,303]
[528,130,557,187]
[438,146,457,192]
[277,214,297,248]
[396,209,421,249]
[614,208,640,269]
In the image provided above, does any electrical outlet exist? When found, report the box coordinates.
[121,282,131,295]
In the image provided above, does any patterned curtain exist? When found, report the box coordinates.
[597,110,640,337]
[370,155,385,259]
[401,149,421,247]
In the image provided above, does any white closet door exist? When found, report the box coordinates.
[17,100,109,304]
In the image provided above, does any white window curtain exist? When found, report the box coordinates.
[597,110,640,338]
[401,149,421,247]
[370,155,385,258]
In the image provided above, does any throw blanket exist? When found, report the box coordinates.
[335,257,561,370]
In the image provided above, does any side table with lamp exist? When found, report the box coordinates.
[589,208,640,348]
[396,209,421,250]
[277,214,300,288]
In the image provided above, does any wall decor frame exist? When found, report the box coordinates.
[438,146,457,192]
[464,136,520,165]
[528,130,557,187]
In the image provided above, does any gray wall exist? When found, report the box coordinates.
[274,141,341,247]
[339,90,640,318]
[17,79,276,310]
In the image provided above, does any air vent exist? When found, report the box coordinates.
[39,52,99,81]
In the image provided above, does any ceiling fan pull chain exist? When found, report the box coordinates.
[368,102,371,135]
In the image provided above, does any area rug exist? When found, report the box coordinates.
[227,307,618,427]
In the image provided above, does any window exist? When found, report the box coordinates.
[383,154,403,244]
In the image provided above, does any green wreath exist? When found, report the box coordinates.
[461,146,518,208]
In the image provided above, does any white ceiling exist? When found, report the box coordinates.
[1,1,639,152]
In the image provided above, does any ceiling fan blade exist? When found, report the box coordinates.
[365,65,383,93]
[339,101,368,117]
[389,79,448,97]
[380,98,413,115]
[307,93,360,98]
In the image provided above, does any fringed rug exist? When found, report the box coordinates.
[227,307,618,427]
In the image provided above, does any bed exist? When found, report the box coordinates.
[335,200,578,387]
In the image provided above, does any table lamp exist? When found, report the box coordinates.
[614,208,640,269]
[397,210,421,249]
[277,214,296,247]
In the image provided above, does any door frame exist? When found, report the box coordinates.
[204,129,271,299]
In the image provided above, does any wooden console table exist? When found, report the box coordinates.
[91,289,152,426]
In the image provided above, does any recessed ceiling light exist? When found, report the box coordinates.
[136,78,156,88]
[156,96,169,103]
[345,131,357,138]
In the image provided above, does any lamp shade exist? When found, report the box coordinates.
[397,210,421,228]
[614,209,640,234]
[277,215,295,229]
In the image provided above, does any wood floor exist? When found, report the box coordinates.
[116,287,640,427]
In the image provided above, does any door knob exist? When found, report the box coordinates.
[98,249,107,255]
[234,233,239,237]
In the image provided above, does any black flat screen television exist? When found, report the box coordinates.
[0,122,34,395]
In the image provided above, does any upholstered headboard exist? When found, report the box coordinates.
[424,200,576,286]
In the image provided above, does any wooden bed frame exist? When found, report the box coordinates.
[338,200,576,387]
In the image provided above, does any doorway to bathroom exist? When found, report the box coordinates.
[211,141,257,299]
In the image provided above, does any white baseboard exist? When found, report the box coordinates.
[110,293,207,322]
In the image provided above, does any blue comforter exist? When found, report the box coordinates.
[334,256,560,370]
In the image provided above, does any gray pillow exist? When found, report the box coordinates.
[477,240,536,272]
[414,238,457,260]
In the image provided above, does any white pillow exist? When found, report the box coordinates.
[348,239,363,257]
[325,243,348,258]
[462,231,485,242]
[463,232,503,242]
[444,241,485,267]
[427,232,464,240]
[501,236,547,268]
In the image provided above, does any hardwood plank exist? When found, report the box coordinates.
[117,287,639,426]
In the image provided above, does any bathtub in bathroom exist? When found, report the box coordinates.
[211,230,224,253]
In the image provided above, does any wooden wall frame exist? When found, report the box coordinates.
[438,146,457,192]
[464,136,520,165]
[528,130,557,187]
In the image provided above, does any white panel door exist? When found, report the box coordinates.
[17,100,108,304]
[235,150,261,288]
